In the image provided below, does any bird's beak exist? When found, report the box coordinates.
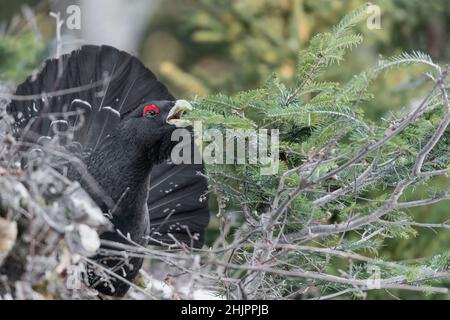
[166,100,193,127]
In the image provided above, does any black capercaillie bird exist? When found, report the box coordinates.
[6,45,210,296]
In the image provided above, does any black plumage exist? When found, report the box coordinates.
[6,45,210,296]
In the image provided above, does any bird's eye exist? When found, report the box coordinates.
[143,105,159,117]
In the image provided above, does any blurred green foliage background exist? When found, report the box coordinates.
[0,0,448,299]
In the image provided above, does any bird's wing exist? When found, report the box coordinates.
[148,128,210,248]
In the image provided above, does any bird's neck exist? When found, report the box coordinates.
[89,137,152,199]
[75,136,154,241]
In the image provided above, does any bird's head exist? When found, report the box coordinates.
[117,100,192,164]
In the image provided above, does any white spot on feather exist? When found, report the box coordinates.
[102,106,120,118]
[72,99,92,110]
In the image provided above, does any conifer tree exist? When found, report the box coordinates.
[181,4,450,299]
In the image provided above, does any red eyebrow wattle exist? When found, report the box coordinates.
[143,104,159,114]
